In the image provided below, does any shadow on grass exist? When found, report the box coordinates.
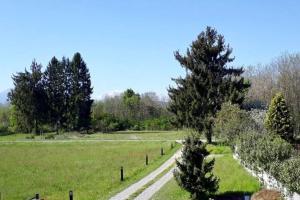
[213,191,253,200]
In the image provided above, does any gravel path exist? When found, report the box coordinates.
[109,149,182,200]
[134,167,175,200]
[134,153,223,200]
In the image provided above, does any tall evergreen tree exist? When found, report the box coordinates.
[43,57,66,133]
[168,27,250,143]
[265,92,294,142]
[8,61,47,134]
[69,53,93,131]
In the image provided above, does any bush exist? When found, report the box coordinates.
[45,133,55,140]
[236,132,293,171]
[92,113,132,132]
[0,105,10,134]
[270,158,300,193]
[174,135,219,200]
[236,132,299,194]
[25,134,35,139]
[142,117,174,131]
[214,102,257,145]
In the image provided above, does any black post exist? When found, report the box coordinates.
[120,166,124,181]
[35,193,39,200]
[69,190,73,200]
[146,154,148,165]
[161,147,164,156]
[171,143,174,149]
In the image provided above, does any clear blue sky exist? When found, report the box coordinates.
[1,0,300,99]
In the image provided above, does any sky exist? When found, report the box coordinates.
[1,0,300,99]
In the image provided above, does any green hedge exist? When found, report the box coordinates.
[236,132,300,193]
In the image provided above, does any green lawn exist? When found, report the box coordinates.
[0,141,180,200]
[0,130,188,141]
[151,149,260,200]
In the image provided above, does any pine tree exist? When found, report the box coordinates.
[69,53,93,132]
[8,61,47,134]
[174,135,219,200]
[265,92,294,142]
[168,27,250,143]
[43,57,67,133]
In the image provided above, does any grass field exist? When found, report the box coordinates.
[151,148,260,200]
[0,130,188,141]
[0,141,180,200]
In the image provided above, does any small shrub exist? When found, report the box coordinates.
[45,134,55,140]
[25,134,35,139]
[142,117,174,131]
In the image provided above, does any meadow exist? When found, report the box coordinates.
[0,140,180,200]
[0,130,187,141]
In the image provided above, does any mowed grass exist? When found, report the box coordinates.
[151,146,260,200]
[0,141,180,200]
[0,130,188,141]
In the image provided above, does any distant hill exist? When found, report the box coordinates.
[0,89,10,105]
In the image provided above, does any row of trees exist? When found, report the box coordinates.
[244,53,300,135]
[8,53,93,134]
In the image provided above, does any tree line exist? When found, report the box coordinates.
[8,52,93,134]
[244,53,300,136]
[92,89,174,132]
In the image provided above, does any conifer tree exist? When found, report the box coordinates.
[69,53,93,131]
[43,57,66,133]
[168,27,250,143]
[265,92,294,142]
[174,135,219,200]
[9,61,47,133]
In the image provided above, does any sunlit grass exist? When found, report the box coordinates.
[151,147,260,200]
[0,141,180,200]
[0,130,188,141]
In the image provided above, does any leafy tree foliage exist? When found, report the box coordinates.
[168,27,250,143]
[265,92,294,142]
[174,135,219,200]
[214,102,256,145]
[123,89,141,120]
[0,105,10,133]
[91,89,174,132]
[244,53,300,134]
[236,132,299,194]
